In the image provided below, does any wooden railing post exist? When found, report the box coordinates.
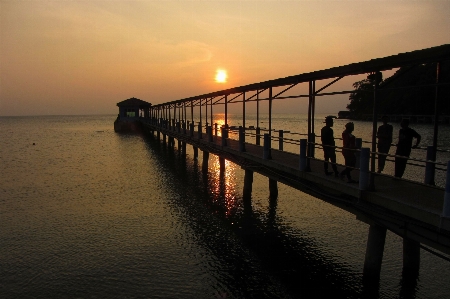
[198,122,202,139]
[355,138,362,168]
[425,146,436,185]
[279,130,283,151]
[239,126,246,152]
[263,133,271,159]
[207,126,213,142]
[256,127,261,146]
[221,127,227,147]
[443,161,450,217]
[300,139,307,171]
[190,122,194,137]
[359,148,370,191]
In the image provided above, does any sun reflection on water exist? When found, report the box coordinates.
[208,155,239,218]
[212,116,225,137]
[214,116,225,127]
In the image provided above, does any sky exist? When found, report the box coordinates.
[1,0,449,116]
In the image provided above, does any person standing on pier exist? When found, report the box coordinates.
[376,115,393,173]
[321,116,339,177]
[395,119,421,178]
[339,122,358,183]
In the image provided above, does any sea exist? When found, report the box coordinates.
[1,114,450,299]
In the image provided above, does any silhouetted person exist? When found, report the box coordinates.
[339,122,358,183]
[395,119,421,178]
[376,115,393,173]
[321,116,339,177]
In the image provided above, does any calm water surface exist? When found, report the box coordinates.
[1,115,450,298]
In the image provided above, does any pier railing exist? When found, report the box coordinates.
[142,116,449,189]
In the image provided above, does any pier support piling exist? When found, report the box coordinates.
[363,223,387,281]
[268,194,278,224]
[202,151,209,173]
[193,146,198,159]
[243,169,253,201]
[219,157,226,174]
[181,142,186,157]
[269,178,278,199]
[403,238,420,273]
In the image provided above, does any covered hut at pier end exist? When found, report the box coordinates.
[114,97,152,133]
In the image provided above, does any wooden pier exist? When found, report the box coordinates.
[117,44,450,284]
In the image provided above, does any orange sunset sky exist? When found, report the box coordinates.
[1,0,449,116]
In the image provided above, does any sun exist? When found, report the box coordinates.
[215,69,227,83]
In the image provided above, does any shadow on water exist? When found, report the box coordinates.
[142,134,375,298]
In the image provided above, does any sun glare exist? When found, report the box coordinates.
[215,69,227,83]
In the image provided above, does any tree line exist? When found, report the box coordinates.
[346,62,450,119]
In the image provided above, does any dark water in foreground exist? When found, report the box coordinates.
[1,115,450,298]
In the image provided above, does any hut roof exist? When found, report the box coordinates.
[116,97,152,108]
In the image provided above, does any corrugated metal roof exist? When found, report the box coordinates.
[116,97,152,107]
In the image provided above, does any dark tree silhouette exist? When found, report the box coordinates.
[346,72,382,118]
[346,63,449,118]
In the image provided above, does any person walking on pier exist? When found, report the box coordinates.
[376,115,393,173]
[339,122,358,183]
[395,119,421,178]
[321,116,339,177]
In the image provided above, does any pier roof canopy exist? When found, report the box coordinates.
[116,97,152,108]
[152,44,450,108]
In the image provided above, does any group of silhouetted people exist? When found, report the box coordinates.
[321,116,421,183]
